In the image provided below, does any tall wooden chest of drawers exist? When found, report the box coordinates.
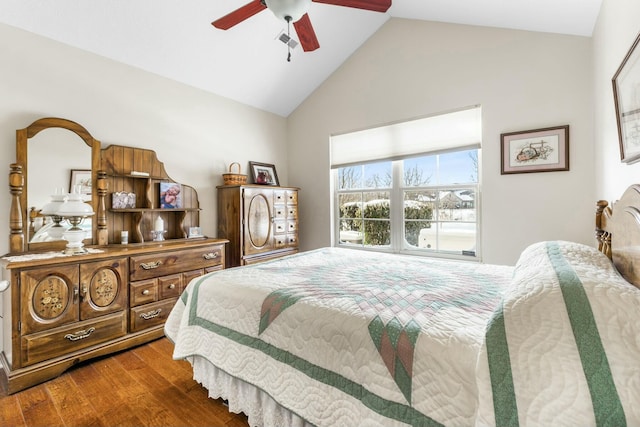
[217,185,299,268]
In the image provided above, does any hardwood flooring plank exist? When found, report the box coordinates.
[45,373,105,427]
[0,393,27,426]
[147,339,217,404]
[115,349,231,427]
[132,341,245,425]
[95,352,188,427]
[16,384,64,427]
[150,338,250,426]
[69,363,145,426]
[1,338,249,427]
[134,341,192,386]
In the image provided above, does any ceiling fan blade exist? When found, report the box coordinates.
[312,0,391,13]
[293,14,320,52]
[212,0,267,30]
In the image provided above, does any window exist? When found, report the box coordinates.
[331,107,481,260]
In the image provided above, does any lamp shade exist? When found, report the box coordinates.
[40,193,68,216]
[56,192,94,217]
[265,0,311,22]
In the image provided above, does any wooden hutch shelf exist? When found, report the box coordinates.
[1,117,227,394]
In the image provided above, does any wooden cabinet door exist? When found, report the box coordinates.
[21,265,79,334]
[79,258,127,320]
[243,188,274,256]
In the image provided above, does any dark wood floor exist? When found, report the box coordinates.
[0,338,250,427]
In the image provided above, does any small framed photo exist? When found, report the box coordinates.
[159,182,182,208]
[112,192,136,209]
[249,161,279,186]
[188,226,203,238]
[500,125,569,174]
[69,169,92,198]
[612,31,640,164]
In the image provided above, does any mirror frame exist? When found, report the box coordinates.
[10,117,101,253]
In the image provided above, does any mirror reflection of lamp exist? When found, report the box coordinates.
[40,191,69,240]
[56,191,94,254]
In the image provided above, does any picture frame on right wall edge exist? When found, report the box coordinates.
[612,31,640,164]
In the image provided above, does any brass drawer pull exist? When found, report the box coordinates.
[203,252,218,260]
[64,327,96,341]
[140,261,162,270]
[140,309,162,320]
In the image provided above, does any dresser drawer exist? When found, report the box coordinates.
[182,269,204,288]
[274,190,298,205]
[130,278,158,307]
[129,245,224,281]
[21,312,127,366]
[129,299,177,333]
[158,274,183,299]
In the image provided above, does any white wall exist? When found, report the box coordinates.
[0,23,288,255]
[593,0,640,200]
[288,18,594,265]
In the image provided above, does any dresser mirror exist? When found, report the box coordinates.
[15,117,101,253]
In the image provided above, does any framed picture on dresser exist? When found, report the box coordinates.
[159,182,182,208]
[249,161,279,186]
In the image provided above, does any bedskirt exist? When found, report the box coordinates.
[189,355,312,427]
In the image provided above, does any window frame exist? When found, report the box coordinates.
[332,149,481,261]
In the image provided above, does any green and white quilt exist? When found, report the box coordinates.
[165,243,640,426]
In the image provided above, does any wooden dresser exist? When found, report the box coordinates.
[217,185,299,268]
[1,240,224,394]
[0,117,227,394]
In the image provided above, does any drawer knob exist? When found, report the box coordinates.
[142,289,150,295]
[168,283,176,289]
[203,252,218,260]
[64,327,96,342]
[140,308,162,320]
[140,261,162,270]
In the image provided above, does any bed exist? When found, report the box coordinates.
[165,186,640,426]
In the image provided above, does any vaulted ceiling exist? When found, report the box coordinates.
[0,0,602,117]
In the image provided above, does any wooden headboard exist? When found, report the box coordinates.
[596,184,640,289]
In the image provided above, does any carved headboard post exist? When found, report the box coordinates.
[9,163,25,253]
[596,199,612,259]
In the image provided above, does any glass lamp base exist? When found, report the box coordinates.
[63,228,87,255]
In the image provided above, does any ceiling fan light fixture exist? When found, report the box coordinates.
[265,0,311,22]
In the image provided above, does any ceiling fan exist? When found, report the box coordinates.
[212,0,392,59]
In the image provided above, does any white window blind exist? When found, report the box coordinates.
[330,106,481,168]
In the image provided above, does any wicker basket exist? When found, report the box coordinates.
[222,162,247,185]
